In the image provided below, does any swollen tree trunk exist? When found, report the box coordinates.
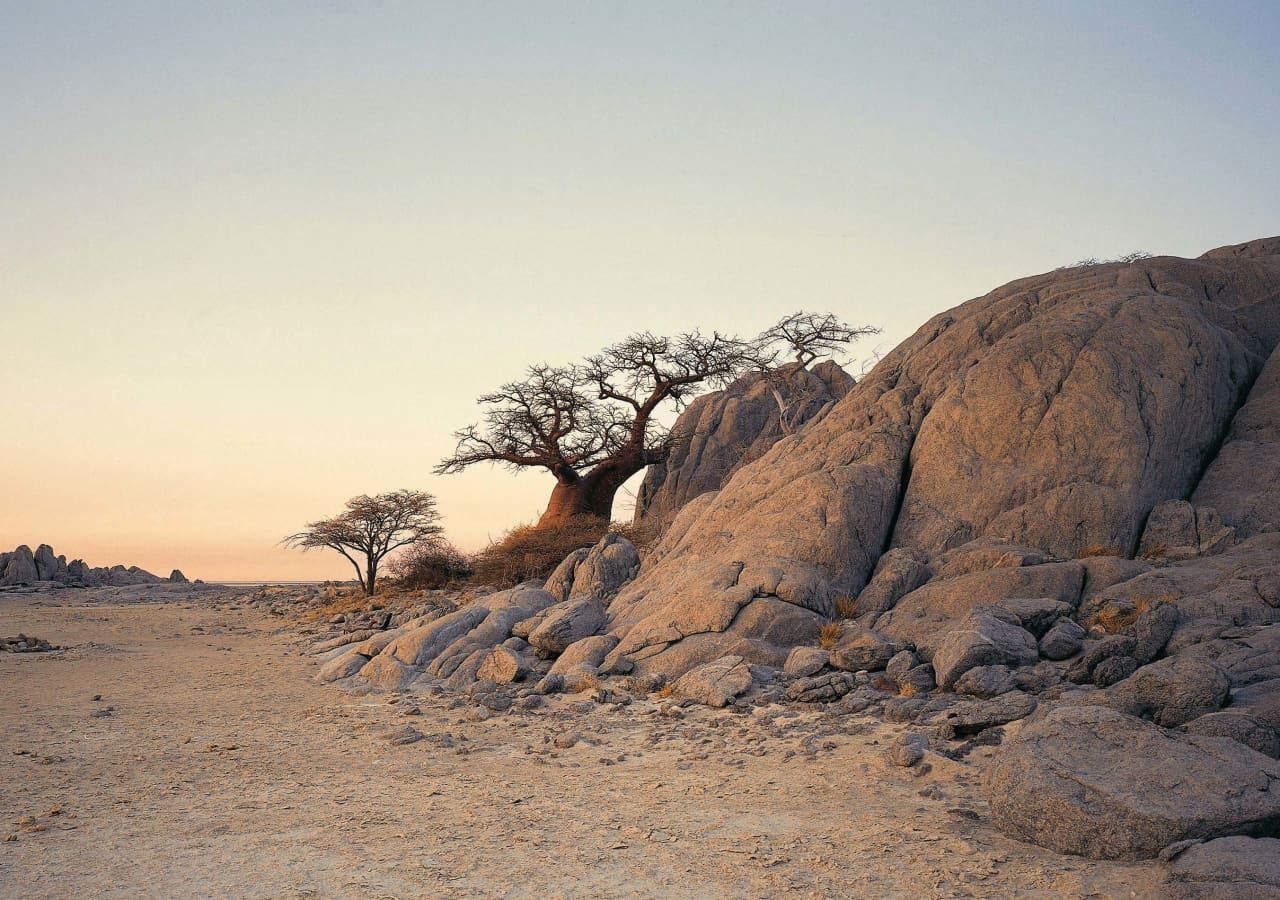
[537,454,644,527]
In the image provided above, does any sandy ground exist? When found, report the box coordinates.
[0,592,1163,898]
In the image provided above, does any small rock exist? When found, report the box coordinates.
[888,731,928,767]
[1039,618,1086,661]
[783,646,830,677]
[953,665,1016,698]
[387,726,423,746]
[1092,655,1139,687]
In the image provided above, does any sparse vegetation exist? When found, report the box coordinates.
[469,515,610,587]
[282,490,445,595]
[1079,544,1124,558]
[818,622,844,649]
[387,539,472,589]
[754,311,880,435]
[1058,250,1153,270]
[833,596,859,619]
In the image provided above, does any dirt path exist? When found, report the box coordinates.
[0,595,1161,898]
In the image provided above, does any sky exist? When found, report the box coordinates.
[3,1,1278,581]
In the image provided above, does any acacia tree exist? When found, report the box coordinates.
[753,311,880,434]
[436,330,756,526]
[283,490,443,595]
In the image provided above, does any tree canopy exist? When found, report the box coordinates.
[437,312,876,526]
[283,489,444,594]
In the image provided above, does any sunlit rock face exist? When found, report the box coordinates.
[604,237,1280,676]
[634,360,854,528]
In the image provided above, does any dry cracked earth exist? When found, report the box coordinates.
[0,590,1162,898]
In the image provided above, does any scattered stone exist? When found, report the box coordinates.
[953,665,1016,698]
[387,726,423,746]
[1039,618,1086,661]
[1104,656,1230,727]
[1164,835,1280,898]
[927,691,1036,737]
[1092,655,1139,687]
[888,731,928,767]
[829,627,900,673]
[476,646,527,685]
[672,656,753,708]
[932,609,1039,690]
[553,732,580,750]
[783,646,829,678]
[785,671,858,703]
[0,635,59,653]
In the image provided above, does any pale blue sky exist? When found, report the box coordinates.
[3,1,1277,578]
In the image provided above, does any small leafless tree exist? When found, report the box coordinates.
[437,330,756,526]
[753,311,880,434]
[283,490,444,595]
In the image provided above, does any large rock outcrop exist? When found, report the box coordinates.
[606,239,1280,676]
[635,360,853,527]
[1193,342,1280,539]
[0,543,175,587]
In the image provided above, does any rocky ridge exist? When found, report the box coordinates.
[0,544,184,588]
[303,237,1280,869]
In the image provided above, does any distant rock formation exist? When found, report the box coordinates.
[635,359,853,527]
[0,543,181,587]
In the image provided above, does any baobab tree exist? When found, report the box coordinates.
[283,490,444,594]
[753,311,880,434]
[436,330,757,526]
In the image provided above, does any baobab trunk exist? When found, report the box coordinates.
[537,458,641,527]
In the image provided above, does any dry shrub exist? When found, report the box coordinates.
[300,588,382,623]
[655,682,676,699]
[1093,593,1177,633]
[833,596,859,619]
[1139,542,1170,560]
[572,673,603,694]
[1079,544,1124,558]
[387,540,472,589]
[470,516,611,588]
[818,622,844,649]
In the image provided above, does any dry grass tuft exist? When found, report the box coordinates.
[1139,542,1170,560]
[469,515,664,587]
[1079,544,1124,558]
[1093,593,1177,633]
[470,516,611,587]
[833,596,859,619]
[818,622,845,649]
[571,673,603,694]
[654,682,676,699]
[300,590,382,623]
